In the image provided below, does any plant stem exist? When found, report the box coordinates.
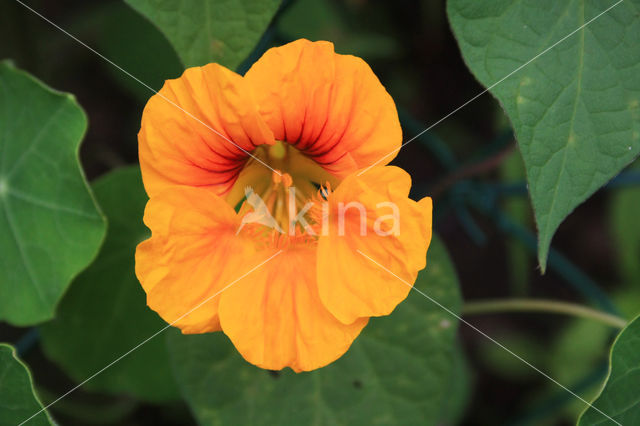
[466,200,620,314]
[462,299,627,329]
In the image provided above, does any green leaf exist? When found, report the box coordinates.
[447,0,640,271]
[278,0,398,60]
[439,342,472,425]
[79,2,183,102]
[168,236,462,425]
[124,0,282,69]
[578,315,640,425]
[548,319,611,421]
[39,166,179,402]
[0,62,106,326]
[0,343,53,425]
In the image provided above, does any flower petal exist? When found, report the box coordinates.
[139,63,275,198]
[218,247,368,372]
[244,39,401,177]
[317,166,433,324]
[135,186,254,333]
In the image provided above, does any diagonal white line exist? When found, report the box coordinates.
[13,0,281,177]
[357,0,624,176]
[12,1,625,424]
[356,249,621,426]
[18,250,283,426]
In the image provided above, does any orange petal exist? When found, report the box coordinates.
[135,186,255,333]
[218,247,368,372]
[317,166,433,324]
[244,39,401,178]
[139,63,275,198]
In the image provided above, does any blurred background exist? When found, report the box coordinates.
[1,0,638,424]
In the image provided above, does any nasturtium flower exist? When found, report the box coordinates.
[135,39,433,372]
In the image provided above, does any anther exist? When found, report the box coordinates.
[272,170,293,188]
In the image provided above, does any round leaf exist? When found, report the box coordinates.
[0,62,106,326]
[39,167,179,402]
[0,343,53,425]
[578,315,640,425]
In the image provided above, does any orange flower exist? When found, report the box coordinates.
[135,39,433,372]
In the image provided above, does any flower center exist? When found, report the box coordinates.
[236,141,336,248]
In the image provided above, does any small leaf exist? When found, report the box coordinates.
[39,167,179,402]
[0,62,106,326]
[447,0,640,270]
[124,0,282,69]
[0,343,53,425]
[168,236,463,425]
[578,315,640,425]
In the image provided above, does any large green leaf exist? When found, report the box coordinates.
[39,167,179,402]
[578,315,640,425]
[168,236,463,425]
[448,0,640,270]
[0,343,52,425]
[124,0,281,69]
[0,62,106,326]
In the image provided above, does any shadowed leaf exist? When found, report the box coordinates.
[124,0,281,69]
[39,167,179,402]
[0,343,52,425]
